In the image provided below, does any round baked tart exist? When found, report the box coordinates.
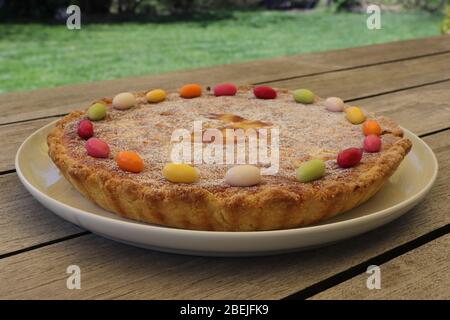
[47,85,412,231]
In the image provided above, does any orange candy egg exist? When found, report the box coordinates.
[362,120,382,136]
[179,84,202,98]
[116,151,144,173]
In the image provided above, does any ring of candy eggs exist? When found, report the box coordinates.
[77,85,384,184]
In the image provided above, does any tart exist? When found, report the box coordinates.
[47,85,411,231]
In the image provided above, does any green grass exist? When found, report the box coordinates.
[0,10,442,93]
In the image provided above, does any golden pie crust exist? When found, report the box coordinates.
[47,87,412,231]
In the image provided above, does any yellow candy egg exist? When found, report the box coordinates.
[146,89,166,103]
[162,163,198,183]
[345,106,366,124]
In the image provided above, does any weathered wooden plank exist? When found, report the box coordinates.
[0,117,59,172]
[346,80,450,136]
[0,173,83,256]
[1,35,449,124]
[269,52,450,101]
[0,130,448,299]
[310,235,450,300]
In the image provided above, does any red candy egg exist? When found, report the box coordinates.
[337,147,363,168]
[85,138,110,158]
[213,83,237,97]
[77,119,94,139]
[253,86,277,99]
[363,135,382,153]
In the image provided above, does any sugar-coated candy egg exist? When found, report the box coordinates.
[87,102,107,121]
[77,119,94,139]
[293,89,315,104]
[253,86,277,99]
[362,119,382,136]
[179,84,202,99]
[213,83,237,96]
[113,92,136,110]
[324,97,344,112]
[162,163,199,183]
[225,165,261,187]
[363,135,382,153]
[345,106,366,124]
[337,147,363,168]
[146,89,166,103]
[116,151,144,173]
[85,138,110,158]
[296,159,326,183]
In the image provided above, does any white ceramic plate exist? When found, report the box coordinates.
[16,121,438,256]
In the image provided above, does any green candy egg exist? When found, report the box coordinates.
[296,159,326,183]
[293,89,315,104]
[87,102,107,121]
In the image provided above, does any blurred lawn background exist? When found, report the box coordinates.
[0,0,448,93]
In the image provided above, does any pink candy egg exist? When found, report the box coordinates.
[337,147,363,168]
[85,138,110,158]
[253,86,277,99]
[363,135,382,153]
[213,83,237,96]
[324,97,344,112]
[77,119,94,139]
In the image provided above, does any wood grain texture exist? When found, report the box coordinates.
[0,173,83,256]
[1,35,449,125]
[310,235,450,300]
[268,52,450,101]
[347,80,450,136]
[0,117,59,172]
[0,130,448,299]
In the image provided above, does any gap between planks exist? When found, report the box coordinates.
[254,50,450,86]
[283,223,450,300]
[309,234,450,299]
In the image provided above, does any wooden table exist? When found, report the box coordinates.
[1,36,449,300]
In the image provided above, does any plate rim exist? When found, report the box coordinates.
[15,120,439,239]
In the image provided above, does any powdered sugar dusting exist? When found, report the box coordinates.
[62,88,403,189]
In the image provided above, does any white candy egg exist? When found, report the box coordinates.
[225,165,261,187]
[324,97,344,112]
[113,92,136,110]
